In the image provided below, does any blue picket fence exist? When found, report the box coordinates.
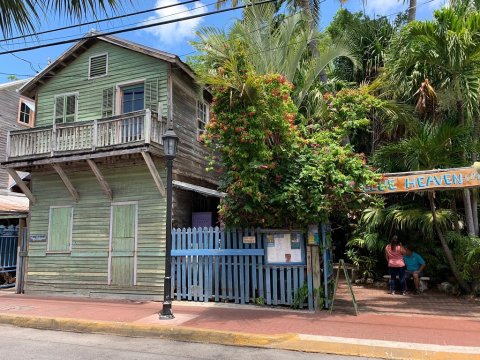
[171,227,313,309]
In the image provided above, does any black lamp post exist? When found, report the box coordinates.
[159,126,178,320]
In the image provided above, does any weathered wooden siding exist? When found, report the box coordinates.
[34,41,168,127]
[0,80,29,188]
[171,69,217,185]
[172,188,193,228]
[26,157,167,299]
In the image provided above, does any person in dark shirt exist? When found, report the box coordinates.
[403,244,426,294]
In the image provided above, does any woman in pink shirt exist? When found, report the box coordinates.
[385,235,406,295]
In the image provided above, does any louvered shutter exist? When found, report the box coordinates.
[101,87,114,118]
[65,95,76,122]
[145,78,159,112]
[89,54,108,78]
[54,96,64,123]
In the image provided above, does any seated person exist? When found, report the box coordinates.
[403,244,426,293]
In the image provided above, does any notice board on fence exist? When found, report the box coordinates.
[266,233,305,265]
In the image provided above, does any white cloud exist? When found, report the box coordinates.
[143,0,206,45]
[428,0,447,10]
[363,0,404,16]
[363,0,447,17]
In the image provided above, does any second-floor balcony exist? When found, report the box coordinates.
[6,109,165,162]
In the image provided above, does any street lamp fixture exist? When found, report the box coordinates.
[159,126,178,320]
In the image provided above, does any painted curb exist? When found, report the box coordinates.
[0,313,479,360]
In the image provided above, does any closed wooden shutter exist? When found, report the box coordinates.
[48,207,73,252]
[54,96,64,123]
[89,54,108,78]
[145,78,159,112]
[102,87,114,118]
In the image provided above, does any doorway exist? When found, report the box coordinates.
[109,202,137,286]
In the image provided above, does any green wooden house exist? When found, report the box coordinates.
[2,34,221,300]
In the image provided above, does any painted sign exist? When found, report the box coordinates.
[266,233,304,265]
[29,235,47,242]
[242,236,256,244]
[364,167,480,194]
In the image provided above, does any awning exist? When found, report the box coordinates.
[0,192,29,218]
[173,180,226,198]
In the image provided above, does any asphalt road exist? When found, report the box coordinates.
[0,324,380,360]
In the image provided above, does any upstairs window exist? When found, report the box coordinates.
[196,100,209,141]
[89,53,108,79]
[121,84,144,113]
[54,94,78,124]
[18,97,35,126]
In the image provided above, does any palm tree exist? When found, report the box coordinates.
[215,0,324,79]
[374,122,472,292]
[328,10,394,83]
[407,0,417,22]
[0,0,120,37]
[191,4,351,107]
[382,7,480,236]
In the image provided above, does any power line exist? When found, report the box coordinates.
[1,8,301,78]
[3,0,218,47]
[376,0,437,19]
[0,1,276,56]
[0,0,437,76]
[0,0,199,43]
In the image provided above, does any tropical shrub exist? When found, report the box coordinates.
[205,73,379,228]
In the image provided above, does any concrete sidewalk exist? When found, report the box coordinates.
[0,290,479,360]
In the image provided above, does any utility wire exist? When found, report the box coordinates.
[0,0,199,43]
[0,0,437,75]
[0,0,276,56]
[375,0,437,19]
[4,0,218,47]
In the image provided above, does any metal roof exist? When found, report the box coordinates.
[173,180,226,198]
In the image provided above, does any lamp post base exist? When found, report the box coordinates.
[159,304,175,320]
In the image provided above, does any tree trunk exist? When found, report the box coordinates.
[408,0,417,22]
[472,190,479,236]
[429,192,471,293]
[464,189,476,236]
[450,193,460,232]
[471,118,480,235]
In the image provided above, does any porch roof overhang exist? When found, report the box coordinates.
[0,192,29,218]
[173,180,226,198]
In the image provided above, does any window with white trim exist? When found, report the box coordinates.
[89,53,108,79]
[48,206,73,253]
[18,98,35,126]
[54,94,78,123]
[196,100,209,140]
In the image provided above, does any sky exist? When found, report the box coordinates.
[0,0,446,83]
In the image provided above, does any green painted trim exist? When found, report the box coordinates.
[28,251,46,257]
[71,252,109,257]
[138,251,165,257]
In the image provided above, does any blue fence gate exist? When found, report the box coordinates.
[171,227,314,310]
[0,226,19,288]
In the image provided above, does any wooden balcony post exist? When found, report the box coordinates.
[92,119,98,151]
[51,123,57,156]
[144,109,152,144]
[6,130,10,161]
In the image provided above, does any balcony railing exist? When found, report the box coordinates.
[6,109,165,161]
